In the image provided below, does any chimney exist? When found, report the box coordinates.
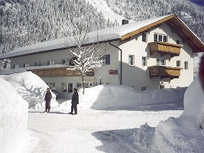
[122,19,129,25]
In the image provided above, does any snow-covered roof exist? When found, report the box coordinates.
[1,14,203,59]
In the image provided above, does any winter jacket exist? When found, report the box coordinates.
[45,91,52,102]
[71,92,79,105]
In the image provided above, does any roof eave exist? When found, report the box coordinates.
[120,14,175,41]
[120,14,204,53]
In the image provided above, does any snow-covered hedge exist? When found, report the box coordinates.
[0,77,28,153]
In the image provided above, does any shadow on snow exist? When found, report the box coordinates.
[92,124,158,153]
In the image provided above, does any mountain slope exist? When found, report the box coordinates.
[0,0,116,52]
[99,0,204,42]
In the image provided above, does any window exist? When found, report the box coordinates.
[159,35,163,42]
[141,87,146,91]
[48,82,55,89]
[176,40,180,44]
[68,83,73,93]
[163,36,167,42]
[48,60,55,65]
[24,64,29,68]
[160,85,165,89]
[34,62,41,66]
[61,82,67,92]
[77,83,82,88]
[103,54,110,65]
[157,59,165,66]
[84,83,89,88]
[62,59,66,64]
[184,61,188,70]
[176,60,181,67]
[142,33,147,42]
[142,57,147,66]
[154,33,168,42]
[154,34,157,42]
[69,57,77,66]
[14,64,19,69]
[128,55,135,66]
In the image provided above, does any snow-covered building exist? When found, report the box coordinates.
[1,14,204,98]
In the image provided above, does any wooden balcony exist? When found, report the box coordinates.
[149,42,183,56]
[149,65,182,79]
[30,67,94,77]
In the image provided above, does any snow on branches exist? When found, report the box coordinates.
[64,14,104,94]
[68,43,103,75]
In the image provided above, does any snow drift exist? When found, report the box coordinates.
[0,77,28,153]
[92,76,204,153]
[79,85,185,110]
[0,71,58,109]
[155,76,204,153]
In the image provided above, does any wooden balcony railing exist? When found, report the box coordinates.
[149,65,182,79]
[149,42,183,56]
[30,67,94,77]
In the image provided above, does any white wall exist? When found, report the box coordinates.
[120,23,194,90]
[10,48,74,67]
[94,41,120,85]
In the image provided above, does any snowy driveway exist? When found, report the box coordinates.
[27,108,182,153]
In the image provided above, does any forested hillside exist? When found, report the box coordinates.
[0,0,204,53]
[0,0,116,53]
[105,0,204,41]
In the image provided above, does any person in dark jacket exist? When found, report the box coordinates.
[44,88,52,112]
[69,88,79,115]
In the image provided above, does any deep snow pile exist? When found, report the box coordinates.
[0,72,58,109]
[155,76,204,153]
[0,77,28,153]
[78,85,185,110]
[77,77,204,152]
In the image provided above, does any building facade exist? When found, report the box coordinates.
[1,14,204,98]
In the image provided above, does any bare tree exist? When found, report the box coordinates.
[64,15,104,94]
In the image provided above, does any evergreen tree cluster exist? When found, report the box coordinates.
[0,0,115,52]
[105,0,204,42]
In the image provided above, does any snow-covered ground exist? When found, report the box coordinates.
[27,108,182,153]
[26,84,184,153]
[1,71,204,153]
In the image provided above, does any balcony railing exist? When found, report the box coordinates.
[30,67,94,77]
[149,65,182,79]
[149,42,183,56]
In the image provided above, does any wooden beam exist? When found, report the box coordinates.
[166,19,203,52]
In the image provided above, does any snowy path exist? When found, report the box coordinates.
[27,108,183,153]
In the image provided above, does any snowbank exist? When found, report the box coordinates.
[91,77,204,153]
[79,85,185,110]
[0,71,58,109]
[155,76,204,153]
[0,77,28,153]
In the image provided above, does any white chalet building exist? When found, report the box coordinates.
[1,14,204,99]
